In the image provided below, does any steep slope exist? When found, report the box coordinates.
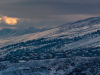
[1,17,100,58]
[1,16,100,47]
[0,28,59,47]
[1,29,100,59]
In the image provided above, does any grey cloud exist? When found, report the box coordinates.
[0,0,100,18]
[0,0,100,28]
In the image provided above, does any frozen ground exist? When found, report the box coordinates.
[0,57,100,75]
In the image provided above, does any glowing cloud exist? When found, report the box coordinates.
[2,16,19,25]
[0,15,31,26]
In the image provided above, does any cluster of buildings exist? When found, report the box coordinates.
[0,50,69,63]
[1,46,100,63]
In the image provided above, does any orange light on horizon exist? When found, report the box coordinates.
[2,16,19,25]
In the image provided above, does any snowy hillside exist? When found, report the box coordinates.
[1,17,100,75]
[0,57,100,75]
[1,17,100,58]
[1,17,100,47]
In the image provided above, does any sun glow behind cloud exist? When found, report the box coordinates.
[0,16,19,25]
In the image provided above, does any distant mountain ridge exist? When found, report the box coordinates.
[0,27,48,38]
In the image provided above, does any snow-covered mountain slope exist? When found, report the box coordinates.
[0,57,100,75]
[1,17,100,75]
[1,16,100,56]
[0,28,58,47]
[0,30,100,58]
[1,16,100,47]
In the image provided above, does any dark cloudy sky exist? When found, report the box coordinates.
[0,0,100,29]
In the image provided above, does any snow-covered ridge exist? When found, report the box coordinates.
[1,16,100,47]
